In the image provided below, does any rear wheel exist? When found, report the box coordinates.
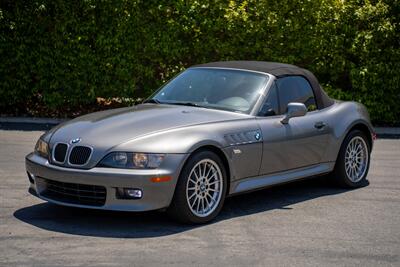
[332,130,371,188]
[168,150,227,224]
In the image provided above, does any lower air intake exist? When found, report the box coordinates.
[37,177,106,207]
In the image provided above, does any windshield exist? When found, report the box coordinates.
[151,68,268,113]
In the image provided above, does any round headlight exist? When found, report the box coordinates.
[112,152,128,165]
[132,153,148,168]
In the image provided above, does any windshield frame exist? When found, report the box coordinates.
[146,67,273,115]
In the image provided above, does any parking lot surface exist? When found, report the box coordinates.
[0,130,399,266]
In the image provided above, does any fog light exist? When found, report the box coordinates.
[116,188,143,199]
[125,188,142,198]
[118,188,142,199]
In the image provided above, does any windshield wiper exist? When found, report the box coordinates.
[166,102,205,108]
[143,99,204,108]
[143,98,162,104]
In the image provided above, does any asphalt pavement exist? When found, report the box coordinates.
[0,130,399,266]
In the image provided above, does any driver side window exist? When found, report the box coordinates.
[276,76,317,113]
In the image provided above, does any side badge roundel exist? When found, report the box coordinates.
[255,132,261,141]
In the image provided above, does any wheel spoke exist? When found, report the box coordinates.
[354,165,359,179]
[193,170,199,181]
[195,165,201,179]
[188,191,196,200]
[355,144,362,153]
[189,177,196,184]
[207,171,218,182]
[208,180,219,186]
[196,197,201,213]
[191,196,198,208]
[205,165,213,179]
[345,165,351,173]
[204,196,210,208]
[354,169,359,177]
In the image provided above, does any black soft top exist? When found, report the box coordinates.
[192,61,334,109]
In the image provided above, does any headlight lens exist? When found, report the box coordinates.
[34,139,49,158]
[98,152,165,169]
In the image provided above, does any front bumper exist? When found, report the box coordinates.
[25,152,188,211]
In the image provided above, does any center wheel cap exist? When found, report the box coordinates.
[200,184,206,192]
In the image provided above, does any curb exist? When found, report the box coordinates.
[374,127,400,136]
[1,117,399,138]
[0,117,66,124]
[0,117,66,131]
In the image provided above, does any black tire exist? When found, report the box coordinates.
[167,150,228,224]
[332,129,371,188]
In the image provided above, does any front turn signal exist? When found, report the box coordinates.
[150,176,172,183]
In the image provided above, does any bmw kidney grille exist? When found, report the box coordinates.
[69,146,92,165]
[52,144,92,166]
[54,143,68,163]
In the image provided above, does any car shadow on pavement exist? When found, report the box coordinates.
[14,177,369,238]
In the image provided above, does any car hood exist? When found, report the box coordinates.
[49,104,249,149]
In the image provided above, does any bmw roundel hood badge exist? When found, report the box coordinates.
[70,138,81,144]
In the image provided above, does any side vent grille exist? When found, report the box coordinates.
[224,130,262,145]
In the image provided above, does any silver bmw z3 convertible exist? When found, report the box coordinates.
[26,61,374,223]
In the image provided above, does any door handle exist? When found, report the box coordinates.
[314,121,326,129]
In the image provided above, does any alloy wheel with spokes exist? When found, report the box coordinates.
[344,136,369,183]
[186,159,223,218]
[332,129,371,188]
[168,150,227,224]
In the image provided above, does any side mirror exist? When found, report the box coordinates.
[281,102,307,124]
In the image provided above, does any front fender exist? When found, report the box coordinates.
[114,125,229,154]
[113,119,263,182]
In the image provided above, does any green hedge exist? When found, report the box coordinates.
[1,0,399,124]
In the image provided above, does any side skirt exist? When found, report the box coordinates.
[229,162,335,195]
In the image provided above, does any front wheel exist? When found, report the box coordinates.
[168,150,227,224]
[332,129,371,188]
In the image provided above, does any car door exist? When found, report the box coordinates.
[256,76,330,175]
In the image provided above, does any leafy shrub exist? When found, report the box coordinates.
[0,0,399,124]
